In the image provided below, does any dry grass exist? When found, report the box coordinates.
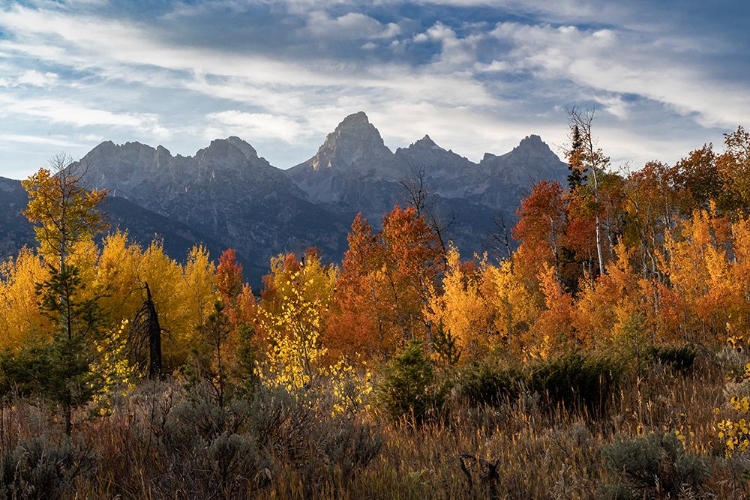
[0,352,748,499]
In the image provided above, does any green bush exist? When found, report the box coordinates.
[151,380,382,498]
[600,431,708,499]
[376,340,444,424]
[0,435,95,500]
[457,359,524,407]
[529,352,623,416]
[156,382,265,498]
[646,344,697,372]
[249,383,382,498]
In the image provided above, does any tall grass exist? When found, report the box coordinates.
[0,350,747,499]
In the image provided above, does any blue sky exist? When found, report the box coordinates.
[0,0,748,180]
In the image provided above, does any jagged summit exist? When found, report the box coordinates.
[338,110,370,127]
[520,134,543,145]
[290,111,393,174]
[197,137,265,173]
[0,112,572,286]
[226,136,258,160]
[411,135,441,150]
[513,134,550,154]
[479,134,567,187]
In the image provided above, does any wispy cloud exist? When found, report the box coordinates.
[206,111,311,143]
[0,95,169,136]
[0,133,83,147]
[0,0,746,179]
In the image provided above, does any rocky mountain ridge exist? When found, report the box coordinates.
[1,112,569,285]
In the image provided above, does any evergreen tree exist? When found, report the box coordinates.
[567,124,588,190]
[18,155,107,434]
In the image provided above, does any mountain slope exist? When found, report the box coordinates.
[78,137,351,285]
[0,176,235,272]
[287,112,569,258]
[2,112,569,282]
[0,177,36,258]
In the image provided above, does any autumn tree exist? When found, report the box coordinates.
[132,240,183,368]
[0,248,51,350]
[725,216,750,337]
[22,155,107,342]
[572,243,644,350]
[512,180,568,286]
[95,231,144,326]
[381,205,445,344]
[622,161,679,279]
[482,258,542,357]
[18,155,107,434]
[532,263,576,358]
[255,249,336,390]
[717,126,750,217]
[217,249,244,309]
[328,207,444,361]
[326,214,391,359]
[215,248,246,353]
[660,208,734,345]
[672,144,723,215]
[566,108,610,276]
[134,243,217,369]
[194,248,255,400]
[425,247,492,360]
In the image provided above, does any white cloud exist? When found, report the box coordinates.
[0,95,169,137]
[475,60,511,72]
[16,70,58,87]
[489,21,750,129]
[77,133,105,142]
[206,111,309,143]
[594,95,630,120]
[305,11,401,40]
[0,133,83,148]
[0,0,746,180]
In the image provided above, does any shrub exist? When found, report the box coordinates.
[250,383,382,497]
[647,344,697,372]
[529,351,623,416]
[457,358,524,407]
[376,340,444,424]
[153,382,268,498]
[0,435,95,500]
[600,431,708,499]
[163,381,250,447]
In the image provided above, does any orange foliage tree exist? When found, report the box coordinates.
[327,206,444,361]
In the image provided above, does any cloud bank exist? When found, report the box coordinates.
[0,0,747,179]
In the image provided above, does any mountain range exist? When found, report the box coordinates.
[0,112,568,286]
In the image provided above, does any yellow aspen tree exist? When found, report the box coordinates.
[255,251,336,390]
[67,238,101,313]
[94,231,145,328]
[483,259,542,358]
[662,209,726,345]
[22,158,107,342]
[21,156,107,435]
[425,247,492,361]
[728,217,750,336]
[136,240,186,368]
[572,243,643,349]
[177,245,217,351]
[0,249,51,349]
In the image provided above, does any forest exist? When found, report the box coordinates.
[2,114,750,499]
